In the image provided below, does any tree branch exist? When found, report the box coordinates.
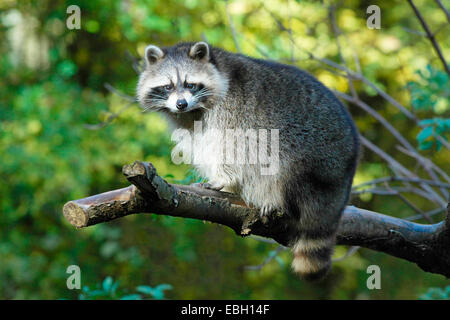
[63,161,450,278]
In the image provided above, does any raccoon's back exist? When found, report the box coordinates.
[213,50,359,165]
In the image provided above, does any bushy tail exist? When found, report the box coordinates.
[291,238,335,281]
[283,169,353,281]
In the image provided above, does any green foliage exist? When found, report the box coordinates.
[417,118,450,151]
[407,65,449,113]
[135,284,173,300]
[77,276,172,300]
[408,65,449,151]
[419,286,450,300]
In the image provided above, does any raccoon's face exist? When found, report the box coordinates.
[137,42,228,114]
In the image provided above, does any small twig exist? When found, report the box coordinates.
[332,246,361,262]
[84,83,137,130]
[434,0,450,23]
[402,27,427,37]
[383,181,433,223]
[104,83,137,103]
[237,33,272,58]
[125,50,143,74]
[406,206,447,221]
[334,90,416,153]
[352,186,436,200]
[244,245,287,271]
[359,136,447,206]
[225,0,242,53]
[407,0,450,75]
[396,145,450,183]
[287,0,295,63]
[249,235,282,245]
[328,4,358,98]
[201,32,209,43]
[352,176,450,190]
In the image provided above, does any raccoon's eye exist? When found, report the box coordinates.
[185,83,196,90]
[164,84,174,91]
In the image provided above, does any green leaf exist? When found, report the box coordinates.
[155,284,173,292]
[416,126,433,142]
[436,140,442,151]
[419,141,434,150]
[149,289,164,300]
[136,284,172,299]
[136,285,154,295]
[275,256,284,266]
[110,281,119,295]
[418,119,436,126]
[56,60,77,78]
[102,277,114,292]
[120,294,142,300]
[419,286,450,300]
[88,289,107,298]
[268,250,278,258]
[152,284,172,299]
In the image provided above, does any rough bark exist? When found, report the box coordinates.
[63,161,450,278]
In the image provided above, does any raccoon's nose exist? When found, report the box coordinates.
[176,99,188,110]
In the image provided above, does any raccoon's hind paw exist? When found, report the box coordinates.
[191,181,224,191]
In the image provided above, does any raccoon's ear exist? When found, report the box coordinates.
[144,45,164,65]
[189,42,210,62]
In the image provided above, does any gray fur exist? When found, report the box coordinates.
[137,42,360,280]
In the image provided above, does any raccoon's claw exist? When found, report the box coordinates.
[191,182,224,191]
[260,204,277,218]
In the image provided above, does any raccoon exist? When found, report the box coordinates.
[136,41,360,280]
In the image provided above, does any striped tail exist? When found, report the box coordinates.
[291,238,335,281]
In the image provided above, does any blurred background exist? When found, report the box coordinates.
[0,0,449,299]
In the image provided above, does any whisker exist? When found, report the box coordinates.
[195,90,213,96]
[195,93,214,99]
[147,94,167,100]
[142,105,165,113]
[144,98,167,104]
[196,88,212,94]
[147,98,165,102]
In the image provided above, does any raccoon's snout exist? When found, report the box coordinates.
[176,99,188,110]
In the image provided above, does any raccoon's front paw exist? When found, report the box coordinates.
[260,204,277,218]
[191,181,224,191]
